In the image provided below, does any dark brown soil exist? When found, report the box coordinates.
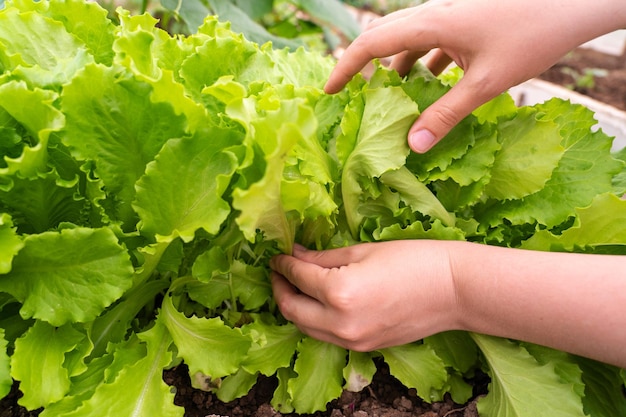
[538,46,626,111]
[163,360,486,417]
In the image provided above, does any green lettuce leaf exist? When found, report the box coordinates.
[241,319,302,376]
[160,295,251,379]
[340,86,419,235]
[0,227,134,326]
[522,193,626,253]
[59,321,183,417]
[288,337,346,413]
[10,321,86,409]
[230,95,315,253]
[575,356,626,417]
[0,6,93,87]
[0,213,22,273]
[0,169,84,234]
[343,351,377,392]
[379,342,448,402]
[134,128,240,243]
[0,81,64,178]
[484,107,564,200]
[478,100,623,228]
[472,334,587,417]
[60,63,187,228]
[9,0,115,65]
[0,329,10,399]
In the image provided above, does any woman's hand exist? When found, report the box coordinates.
[325,0,626,153]
[270,240,459,351]
[271,240,626,367]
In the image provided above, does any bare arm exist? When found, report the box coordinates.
[452,242,626,368]
[270,241,626,368]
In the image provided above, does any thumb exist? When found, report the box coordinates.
[407,75,497,153]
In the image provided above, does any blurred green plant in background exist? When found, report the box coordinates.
[0,0,425,51]
[95,0,367,52]
[341,0,425,15]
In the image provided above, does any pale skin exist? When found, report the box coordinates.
[270,0,626,368]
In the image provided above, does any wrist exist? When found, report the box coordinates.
[443,241,474,333]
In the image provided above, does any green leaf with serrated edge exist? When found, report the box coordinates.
[10,321,86,409]
[341,86,419,236]
[61,321,183,417]
[39,352,114,417]
[0,81,64,178]
[0,213,23,273]
[272,367,296,414]
[0,227,133,326]
[379,167,454,226]
[485,107,564,200]
[425,121,500,187]
[612,147,626,195]
[335,81,365,168]
[472,334,587,417]
[231,260,272,310]
[190,248,272,310]
[575,356,626,417]
[11,0,116,65]
[379,342,448,403]
[216,368,258,403]
[473,91,518,124]
[403,79,476,178]
[376,218,465,242]
[134,129,240,243]
[0,329,10,399]
[343,351,377,392]
[478,100,623,228]
[114,9,175,80]
[241,320,302,376]
[268,46,336,89]
[425,331,479,374]
[0,169,84,234]
[191,245,230,283]
[60,63,187,228]
[522,193,626,252]
[230,97,306,253]
[89,279,169,359]
[0,7,90,85]
[522,343,585,398]
[160,295,251,379]
[288,337,346,413]
[182,17,280,99]
[112,10,208,131]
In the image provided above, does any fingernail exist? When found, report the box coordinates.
[293,243,306,254]
[409,129,436,153]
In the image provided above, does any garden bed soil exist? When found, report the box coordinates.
[538,45,626,112]
[162,360,485,417]
[2,37,625,417]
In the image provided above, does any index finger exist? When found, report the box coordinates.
[324,11,436,93]
[269,253,332,304]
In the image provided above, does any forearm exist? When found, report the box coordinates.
[450,242,626,368]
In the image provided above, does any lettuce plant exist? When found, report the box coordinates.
[0,0,625,416]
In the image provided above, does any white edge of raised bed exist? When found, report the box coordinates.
[509,78,626,151]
